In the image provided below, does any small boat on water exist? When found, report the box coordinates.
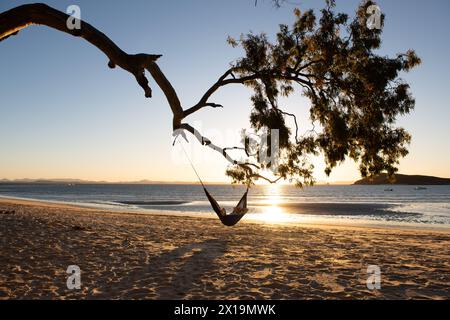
[414,186,427,190]
[384,188,394,192]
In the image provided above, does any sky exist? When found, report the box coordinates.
[0,0,449,183]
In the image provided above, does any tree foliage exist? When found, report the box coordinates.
[226,0,420,186]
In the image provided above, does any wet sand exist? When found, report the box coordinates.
[0,197,449,299]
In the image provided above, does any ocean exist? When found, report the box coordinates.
[1,183,450,229]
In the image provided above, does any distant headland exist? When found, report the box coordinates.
[354,174,450,185]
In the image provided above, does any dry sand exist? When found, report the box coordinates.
[0,197,449,300]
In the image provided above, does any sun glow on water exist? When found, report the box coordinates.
[251,184,294,223]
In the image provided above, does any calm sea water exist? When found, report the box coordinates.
[1,183,450,228]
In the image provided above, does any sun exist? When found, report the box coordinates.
[253,184,293,223]
[260,205,287,223]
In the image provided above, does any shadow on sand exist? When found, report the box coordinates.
[93,238,228,299]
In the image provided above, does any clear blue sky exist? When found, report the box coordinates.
[1,0,449,182]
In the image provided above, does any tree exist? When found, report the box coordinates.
[0,1,420,186]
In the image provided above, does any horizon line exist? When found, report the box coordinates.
[0,178,354,185]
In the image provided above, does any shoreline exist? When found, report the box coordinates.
[1,197,449,299]
[1,195,449,233]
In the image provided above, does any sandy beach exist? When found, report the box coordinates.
[0,197,449,300]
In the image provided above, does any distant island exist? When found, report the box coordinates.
[0,178,218,185]
[354,173,450,185]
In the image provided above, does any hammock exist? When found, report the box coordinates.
[203,187,248,227]
[176,137,249,227]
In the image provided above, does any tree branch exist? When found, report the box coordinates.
[175,123,289,184]
[277,109,299,143]
[185,69,260,118]
[0,3,284,185]
[177,123,242,165]
[186,64,317,120]
[183,103,223,118]
[0,3,185,128]
[251,174,282,184]
[223,146,248,156]
[145,62,184,126]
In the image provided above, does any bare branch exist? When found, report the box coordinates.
[0,3,186,128]
[186,69,260,118]
[183,103,223,118]
[0,3,290,185]
[278,109,299,143]
[0,4,159,98]
[251,174,282,184]
[176,123,290,184]
[177,123,243,165]
[146,62,184,126]
[187,68,314,121]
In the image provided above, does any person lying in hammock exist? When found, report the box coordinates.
[218,207,226,217]
[231,206,248,215]
[219,206,248,216]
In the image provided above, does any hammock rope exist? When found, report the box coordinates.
[179,142,205,187]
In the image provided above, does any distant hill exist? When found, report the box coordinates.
[0,178,108,184]
[0,178,220,185]
[354,173,450,185]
